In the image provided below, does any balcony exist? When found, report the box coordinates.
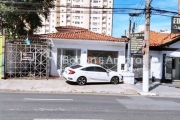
[67,22,71,26]
[102,13,106,17]
[66,17,71,21]
[102,18,106,23]
[67,10,71,13]
[45,30,49,33]
[66,5,71,9]
[45,27,49,30]
[103,2,107,6]
[102,24,106,28]
[67,19,71,22]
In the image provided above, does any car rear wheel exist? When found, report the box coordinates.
[77,76,86,85]
[111,76,119,84]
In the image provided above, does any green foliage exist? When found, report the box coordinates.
[0,0,55,39]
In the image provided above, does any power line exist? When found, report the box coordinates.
[133,0,145,29]
[150,0,154,4]
[0,9,178,17]
[1,1,179,16]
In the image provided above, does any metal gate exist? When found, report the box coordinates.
[164,57,172,79]
[133,55,143,78]
[5,42,50,79]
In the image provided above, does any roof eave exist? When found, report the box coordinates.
[48,38,126,43]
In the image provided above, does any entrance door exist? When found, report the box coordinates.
[165,57,173,80]
[133,55,143,79]
[173,58,180,80]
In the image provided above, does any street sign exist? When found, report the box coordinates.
[21,52,34,61]
[130,33,144,54]
[171,17,180,33]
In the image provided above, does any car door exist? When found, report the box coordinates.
[83,66,97,82]
[94,67,110,82]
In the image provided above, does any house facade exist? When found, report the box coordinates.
[45,27,180,82]
[45,26,126,77]
[149,32,180,82]
[133,31,180,82]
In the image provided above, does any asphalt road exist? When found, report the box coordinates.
[0,92,180,120]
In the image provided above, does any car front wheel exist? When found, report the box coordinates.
[111,76,119,84]
[77,76,86,85]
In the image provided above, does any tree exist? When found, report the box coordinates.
[0,0,54,39]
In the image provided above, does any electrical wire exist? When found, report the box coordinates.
[133,0,145,31]
[1,1,179,17]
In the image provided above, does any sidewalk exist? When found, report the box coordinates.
[1,78,180,97]
[0,78,138,95]
[135,81,180,97]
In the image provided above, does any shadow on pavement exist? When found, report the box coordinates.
[66,81,123,86]
[149,83,162,91]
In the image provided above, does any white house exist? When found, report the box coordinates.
[43,27,180,83]
[148,31,180,82]
[45,26,126,77]
[132,31,180,82]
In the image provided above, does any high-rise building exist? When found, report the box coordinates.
[36,0,113,36]
[179,0,180,16]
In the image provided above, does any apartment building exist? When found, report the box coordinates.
[36,0,113,36]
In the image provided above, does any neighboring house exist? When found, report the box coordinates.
[36,0,113,36]
[149,31,180,82]
[133,31,180,82]
[44,26,126,76]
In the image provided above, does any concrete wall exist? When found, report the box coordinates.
[149,51,163,79]
[50,39,126,76]
[149,40,180,80]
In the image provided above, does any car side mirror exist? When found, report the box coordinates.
[106,69,111,73]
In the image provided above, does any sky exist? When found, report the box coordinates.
[112,0,178,37]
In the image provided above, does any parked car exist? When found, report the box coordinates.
[63,64,123,85]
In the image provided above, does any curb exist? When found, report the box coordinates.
[0,89,139,96]
[138,92,158,96]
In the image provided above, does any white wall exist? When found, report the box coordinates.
[149,40,180,79]
[50,39,126,76]
[169,41,180,48]
[163,40,180,57]
[150,51,163,79]
[150,50,180,80]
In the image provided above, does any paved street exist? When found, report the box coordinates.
[0,92,180,120]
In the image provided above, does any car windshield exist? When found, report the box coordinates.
[70,65,82,69]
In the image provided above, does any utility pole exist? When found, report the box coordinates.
[142,0,151,92]
[126,19,131,71]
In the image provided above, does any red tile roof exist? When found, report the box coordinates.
[45,26,126,42]
[56,26,88,31]
[42,26,180,47]
[149,31,180,46]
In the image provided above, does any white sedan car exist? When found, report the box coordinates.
[63,64,123,85]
